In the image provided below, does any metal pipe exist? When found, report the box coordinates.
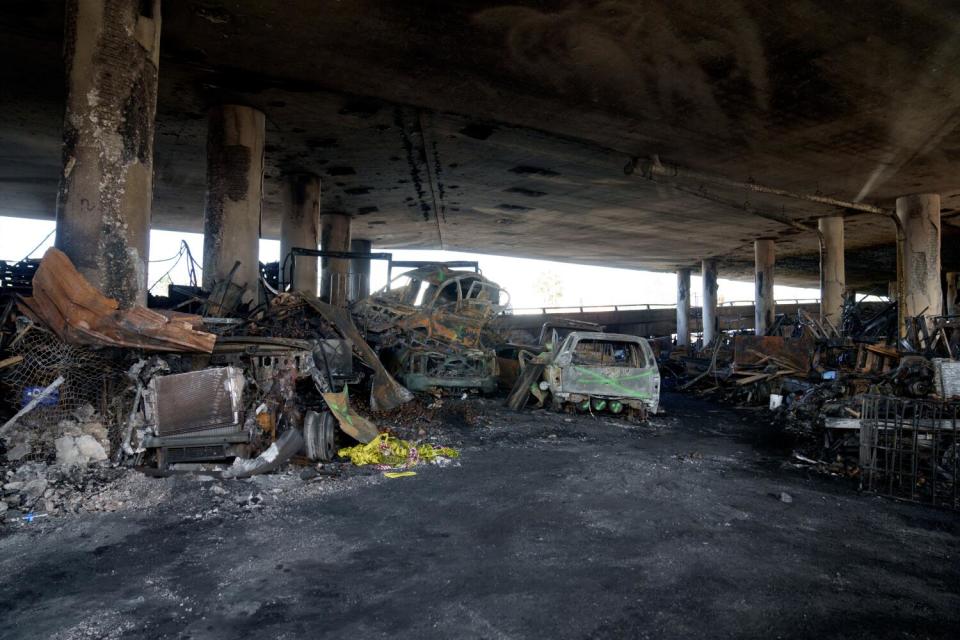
[626,156,891,216]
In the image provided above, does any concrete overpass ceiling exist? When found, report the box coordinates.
[3,1,960,288]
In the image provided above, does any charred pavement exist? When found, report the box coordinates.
[0,392,957,640]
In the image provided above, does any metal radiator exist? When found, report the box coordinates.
[146,367,245,437]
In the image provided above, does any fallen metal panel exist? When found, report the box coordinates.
[933,358,960,400]
[19,248,216,352]
[303,298,413,411]
[321,388,379,443]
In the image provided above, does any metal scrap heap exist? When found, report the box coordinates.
[350,264,509,396]
[668,301,960,509]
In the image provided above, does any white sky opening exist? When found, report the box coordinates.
[0,215,824,308]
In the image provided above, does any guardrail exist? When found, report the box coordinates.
[503,298,822,316]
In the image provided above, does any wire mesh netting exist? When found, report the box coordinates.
[1,323,130,460]
[860,395,960,509]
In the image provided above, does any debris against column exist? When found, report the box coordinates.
[56,0,162,308]
[20,248,216,352]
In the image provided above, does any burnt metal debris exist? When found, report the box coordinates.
[505,323,661,423]
[351,264,509,395]
[0,250,494,521]
[2,247,959,516]
[665,299,960,509]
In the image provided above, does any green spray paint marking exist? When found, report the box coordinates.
[569,366,655,399]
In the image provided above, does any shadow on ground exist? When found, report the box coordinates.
[0,393,957,639]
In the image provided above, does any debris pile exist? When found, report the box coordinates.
[671,302,960,507]
[0,250,485,522]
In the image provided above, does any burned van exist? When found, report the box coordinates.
[541,332,660,420]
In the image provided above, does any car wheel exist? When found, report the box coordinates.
[304,410,337,462]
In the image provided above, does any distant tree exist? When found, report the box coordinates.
[534,270,563,306]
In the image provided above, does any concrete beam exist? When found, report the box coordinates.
[202,105,265,301]
[349,239,372,302]
[320,212,351,306]
[676,268,691,346]
[818,216,845,328]
[280,174,320,294]
[702,259,719,345]
[55,0,161,307]
[896,194,941,331]
[754,239,775,335]
[947,272,959,316]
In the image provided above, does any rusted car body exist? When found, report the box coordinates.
[352,266,509,394]
[542,331,661,418]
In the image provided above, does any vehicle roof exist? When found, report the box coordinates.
[391,265,485,285]
[565,332,651,344]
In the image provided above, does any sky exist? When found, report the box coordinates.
[0,215,821,309]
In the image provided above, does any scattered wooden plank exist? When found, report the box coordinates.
[0,355,23,370]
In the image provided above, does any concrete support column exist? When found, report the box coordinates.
[349,239,372,302]
[676,268,691,347]
[818,216,845,328]
[896,194,941,331]
[946,272,960,316]
[754,239,775,335]
[55,0,161,307]
[320,212,351,306]
[701,259,719,346]
[280,174,320,294]
[202,105,265,301]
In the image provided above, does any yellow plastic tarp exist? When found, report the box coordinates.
[338,433,459,468]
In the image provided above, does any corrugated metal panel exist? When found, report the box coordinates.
[933,358,960,400]
[151,367,244,436]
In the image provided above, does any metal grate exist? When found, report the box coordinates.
[860,395,960,509]
[1,323,128,458]
[148,367,244,436]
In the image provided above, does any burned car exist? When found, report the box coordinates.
[352,265,509,394]
[510,331,660,421]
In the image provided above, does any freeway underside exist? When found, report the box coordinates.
[3,2,960,289]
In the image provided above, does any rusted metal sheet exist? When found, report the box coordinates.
[352,265,509,394]
[303,298,413,411]
[352,266,507,349]
[732,335,813,372]
[321,388,379,443]
[20,248,216,352]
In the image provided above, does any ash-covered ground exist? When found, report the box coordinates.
[0,393,958,639]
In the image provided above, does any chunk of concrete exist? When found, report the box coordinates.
[55,434,108,466]
[21,478,48,502]
[5,443,30,461]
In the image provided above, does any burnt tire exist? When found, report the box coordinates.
[304,410,337,462]
[549,395,565,413]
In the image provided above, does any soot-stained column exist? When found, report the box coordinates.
[56,0,161,307]
[676,268,691,347]
[947,272,959,316]
[701,259,719,346]
[280,174,320,294]
[896,194,942,331]
[349,239,372,302]
[320,212,351,306]
[818,216,846,328]
[754,239,775,335]
[202,105,265,301]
